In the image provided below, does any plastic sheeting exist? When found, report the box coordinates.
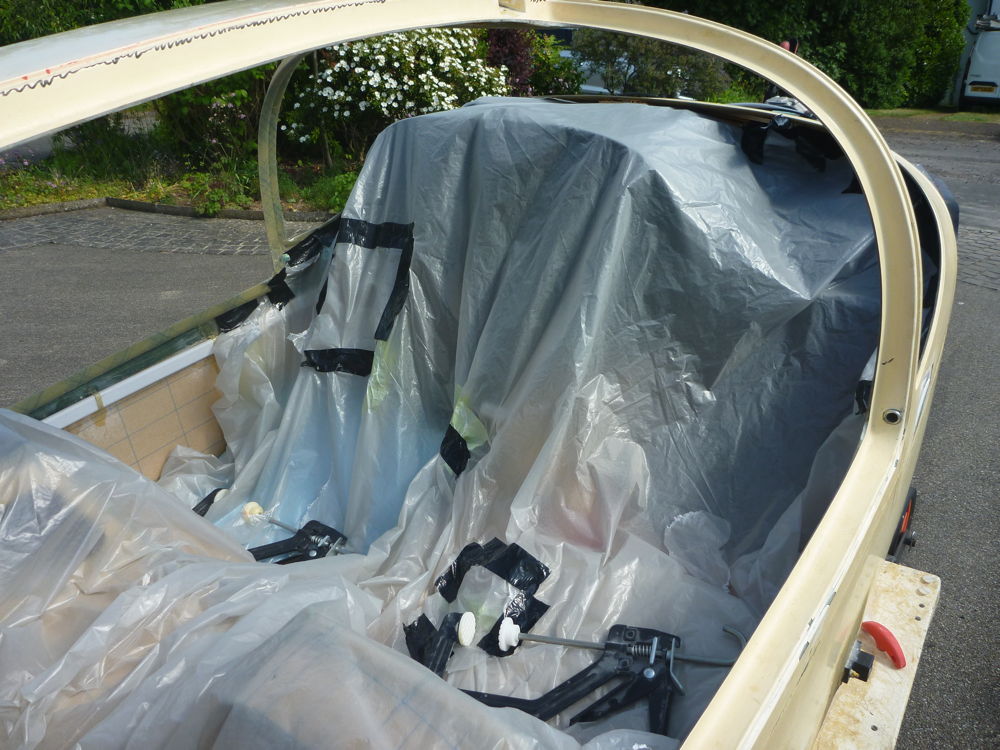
[0,99,881,748]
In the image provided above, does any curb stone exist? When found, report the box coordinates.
[0,198,106,220]
[0,205,323,255]
[0,197,331,223]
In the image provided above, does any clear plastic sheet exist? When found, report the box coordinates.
[0,99,880,748]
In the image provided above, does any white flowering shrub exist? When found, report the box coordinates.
[285,29,509,155]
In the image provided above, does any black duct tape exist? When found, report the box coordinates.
[266,268,294,308]
[192,487,225,517]
[373,224,414,341]
[855,379,873,415]
[286,215,342,267]
[404,614,438,660]
[405,540,551,670]
[315,279,328,315]
[842,175,863,195]
[302,348,374,375]
[741,120,770,166]
[338,218,414,251]
[741,116,842,171]
[440,425,470,476]
[213,270,293,333]
[302,219,415,336]
[214,300,259,333]
[300,217,413,270]
[404,612,463,677]
[436,538,551,602]
[478,593,551,657]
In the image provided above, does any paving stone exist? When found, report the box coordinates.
[0,206,322,256]
[2,207,994,295]
[957,226,1000,292]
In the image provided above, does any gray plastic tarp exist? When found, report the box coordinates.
[0,99,880,748]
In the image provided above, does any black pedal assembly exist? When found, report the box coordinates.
[248,520,345,564]
[465,624,682,734]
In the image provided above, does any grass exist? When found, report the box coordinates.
[711,81,766,105]
[0,161,357,214]
[0,115,362,215]
[943,111,999,123]
[867,106,1000,124]
[866,108,940,118]
[0,167,162,211]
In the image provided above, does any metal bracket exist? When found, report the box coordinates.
[842,639,875,683]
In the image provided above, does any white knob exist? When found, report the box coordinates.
[242,501,265,523]
[458,611,476,646]
[497,616,522,652]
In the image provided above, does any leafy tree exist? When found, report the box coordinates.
[486,29,584,96]
[487,30,535,95]
[529,33,586,95]
[153,68,273,168]
[641,0,968,108]
[905,0,969,107]
[571,29,729,99]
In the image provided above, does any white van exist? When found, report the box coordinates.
[964,2,1000,102]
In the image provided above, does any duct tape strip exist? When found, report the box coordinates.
[404,612,463,677]
[478,594,550,657]
[410,540,551,662]
[842,175,863,195]
[440,425,470,476]
[855,379,873,415]
[315,280,328,315]
[214,299,259,333]
[301,219,415,334]
[741,115,842,170]
[214,270,292,331]
[192,487,225,517]
[436,538,551,602]
[285,214,342,267]
[266,268,294,308]
[373,223,415,341]
[302,348,374,375]
[338,218,413,251]
[404,614,438,660]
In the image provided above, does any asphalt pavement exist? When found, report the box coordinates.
[876,116,1000,750]
[898,281,1000,749]
[0,208,286,406]
[0,115,997,747]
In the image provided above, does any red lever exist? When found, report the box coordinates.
[862,621,906,669]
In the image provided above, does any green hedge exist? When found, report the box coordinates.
[644,0,968,108]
